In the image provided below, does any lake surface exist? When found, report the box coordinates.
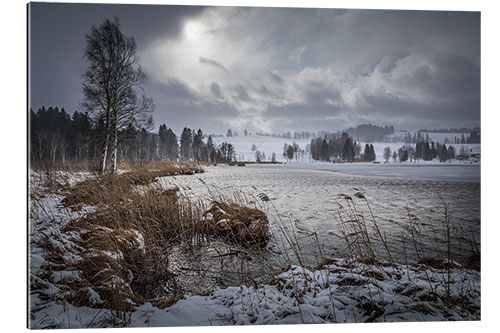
[252,162,481,182]
[160,164,480,271]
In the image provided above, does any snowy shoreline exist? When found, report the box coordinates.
[29,168,481,328]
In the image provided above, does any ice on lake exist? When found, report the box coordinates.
[160,163,480,266]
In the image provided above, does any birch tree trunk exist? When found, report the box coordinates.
[110,120,118,173]
[100,115,110,174]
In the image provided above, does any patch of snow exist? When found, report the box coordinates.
[31,258,479,328]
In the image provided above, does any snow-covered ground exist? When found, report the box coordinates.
[128,259,480,326]
[212,135,311,162]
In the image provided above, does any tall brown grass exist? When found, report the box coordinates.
[333,191,480,318]
[31,161,275,321]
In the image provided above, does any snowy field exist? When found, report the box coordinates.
[212,135,311,162]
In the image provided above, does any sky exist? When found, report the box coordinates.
[29,2,480,135]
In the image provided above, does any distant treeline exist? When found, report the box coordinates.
[251,130,316,140]
[396,142,457,163]
[238,124,394,142]
[309,132,375,162]
[402,131,480,144]
[417,127,480,133]
[344,124,395,142]
[29,106,236,165]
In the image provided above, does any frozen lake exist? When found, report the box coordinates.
[160,164,480,268]
[251,162,481,182]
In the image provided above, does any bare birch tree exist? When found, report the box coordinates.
[81,17,153,173]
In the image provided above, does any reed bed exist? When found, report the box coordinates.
[30,161,275,322]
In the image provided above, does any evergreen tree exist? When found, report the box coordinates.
[206,135,216,162]
[423,142,432,161]
[321,138,329,161]
[398,146,409,162]
[282,143,289,159]
[166,128,179,161]
[158,124,168,160]
[364,143,376,161]
[415,142,423,160]
[342,137,355,162]
[383,146,391,163]
[286,145,295,161]
[439,143,449,162]
[255,150,262,162]
[192,129,204,161]
[180,127,193,161]
[447,145,456,159]
[392,150,398,163]
[431,142,437,159]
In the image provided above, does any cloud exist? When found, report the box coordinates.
[232,83,251,102]
[140,7,479,133]
[199,56,229,73]
[288,46,307,64]
[267,70,284,84]
[210,82,224,99]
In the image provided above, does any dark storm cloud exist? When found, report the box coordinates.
[232,84,251,102]
[155,79,199,105]
[29,3,480,134]
[147,81,239,133]
[210,82,224,99]
[199,57,229,73]
[267,71,284,84]
[357,95,479,130]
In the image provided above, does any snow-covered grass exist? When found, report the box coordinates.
[31,256,480,327]
[135,259,478,325]
[29,163,480,328]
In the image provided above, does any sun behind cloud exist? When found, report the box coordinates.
[184,21,201,41]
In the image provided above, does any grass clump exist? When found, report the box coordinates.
[202,201,269,247]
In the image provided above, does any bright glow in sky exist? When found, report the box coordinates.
[184,21,201,40]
